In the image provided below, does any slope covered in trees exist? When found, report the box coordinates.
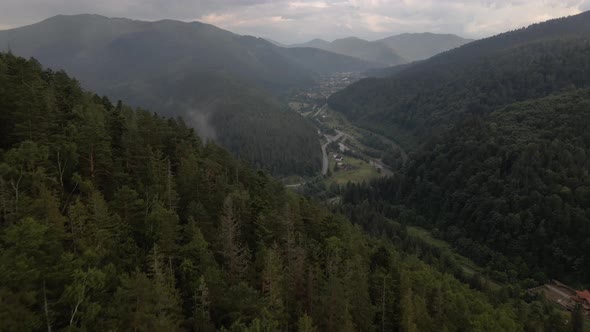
[341,89,590,286]
[329,11,590,150]
[404,90,590,284]
[117,70,322,176]
[0,53,542,331]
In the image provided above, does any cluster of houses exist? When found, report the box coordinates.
[332,153,354,171]
[529,280,590,317]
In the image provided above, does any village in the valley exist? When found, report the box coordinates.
[286,72,405,188]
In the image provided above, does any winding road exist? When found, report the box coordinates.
[321,131,345,175]
[313,104,406,178]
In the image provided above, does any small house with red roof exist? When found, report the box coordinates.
[528,281,590,317]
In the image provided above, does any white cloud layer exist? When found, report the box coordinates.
[0,0,588,42]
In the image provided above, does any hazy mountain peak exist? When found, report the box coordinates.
[0,13,378,101]
[292,38,331,49]
[288,32,473,64]
[377,32,473,61]
[333,36,368,43]
[309,38,329,43]
[290,36,406,66]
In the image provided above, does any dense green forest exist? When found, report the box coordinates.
[0,53,553,331]
[340,89,590,287]
[211,95,322,176]
[117,70,322,176]
[328,12,590,150]
[324,12,590,289]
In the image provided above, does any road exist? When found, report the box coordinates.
[314,104,405,178]
[314,104,327,118]
[332,129,395,177]
[321,131,345,175]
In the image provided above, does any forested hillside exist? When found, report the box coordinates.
[329,11,590,150]
[0,53,542,331]
[341,89,590,286]
[405,90,590,284]
[323,11,590,300]
[116,70,322,176]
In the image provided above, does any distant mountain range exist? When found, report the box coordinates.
[290,37,407,66]
[286,33,473,66]
[377,33,474,61]
[0,14,473,175]
[329,11,590,149]
[0,14,384,175]
[0,14,379,99]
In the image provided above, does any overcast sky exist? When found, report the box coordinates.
[1,0,589,43]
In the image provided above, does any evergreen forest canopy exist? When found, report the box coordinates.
[340,90,590,285]
[3,9,590,332]
[328,11,590,288]
[1,52,562,332]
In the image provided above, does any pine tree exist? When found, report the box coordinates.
[345,255,374,331]
[261,243,285,323]
[146,203,180,256]
[400,272,418,332]
[72,99,112,183]
[219,196,250,282]
[297,313,317,332]
[193,276,215,332]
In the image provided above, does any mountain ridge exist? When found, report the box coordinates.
[289,32,473,63]
[328,11,590,150]
[329,11,590,286]
[376,32,474,61]
[289,36,406,66]
[0,14,385,175]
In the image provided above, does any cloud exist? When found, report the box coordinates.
[0,0,586,42]
[195,0,585,42]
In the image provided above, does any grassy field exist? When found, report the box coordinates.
[325,155,381,186]
[319,110,384,187]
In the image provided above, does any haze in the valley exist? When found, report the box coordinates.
[0,13,472,176]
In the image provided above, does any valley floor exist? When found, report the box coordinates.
[291,101,405,189]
